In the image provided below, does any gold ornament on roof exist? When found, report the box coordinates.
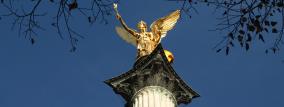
[164,50,174,63]
[113,3,180,58]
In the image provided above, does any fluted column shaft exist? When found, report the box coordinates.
[132,86,176,107]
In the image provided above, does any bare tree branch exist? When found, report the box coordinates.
[0,0,117,51]
[1,0,44,44]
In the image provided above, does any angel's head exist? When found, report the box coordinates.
[137,21,147,32]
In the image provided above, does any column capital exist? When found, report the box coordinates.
[105,44,199,106]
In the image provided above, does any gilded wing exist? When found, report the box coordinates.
[150,10,180,42]
[115,26,137,46]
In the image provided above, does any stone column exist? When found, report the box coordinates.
[132,86,176,107]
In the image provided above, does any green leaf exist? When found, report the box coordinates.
[31,38,35,45]
[68,1,78,11]
[226,47,229,55]
[245,43,249,51]
[88,17,91,22]
[216,49,222,53]
[70,47,76,52]
[248,25,255,31]
[258,3,263,9]
[238,35,243,42]
[265,49,268,54]
[255,15,261,19]
[239,30,245,35]
[272,28,278,33]
[264,28,269,32]
[271,21,277,26]
[264,20,270,26]
[272,48,276,53]
[277,2,284,7]
[228,33,234,40]
[259,34,265,43]
[241,9,247,14]
[240,42,244,47]
[246,34,252,42]
[230,41,234,47]
[223,11,227,15]
[241,17,247,22]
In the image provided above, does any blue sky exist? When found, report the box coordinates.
[0,0,283,107]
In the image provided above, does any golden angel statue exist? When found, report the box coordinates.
[114,3,180,58]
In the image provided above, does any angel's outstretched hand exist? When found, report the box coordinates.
[113,3,118,10]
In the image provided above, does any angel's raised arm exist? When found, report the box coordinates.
[117,15,136,36]
[114,4,136,37]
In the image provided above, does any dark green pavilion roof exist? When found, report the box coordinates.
[105,44,199,105]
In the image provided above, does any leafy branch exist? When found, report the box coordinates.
[171,0,284,55]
